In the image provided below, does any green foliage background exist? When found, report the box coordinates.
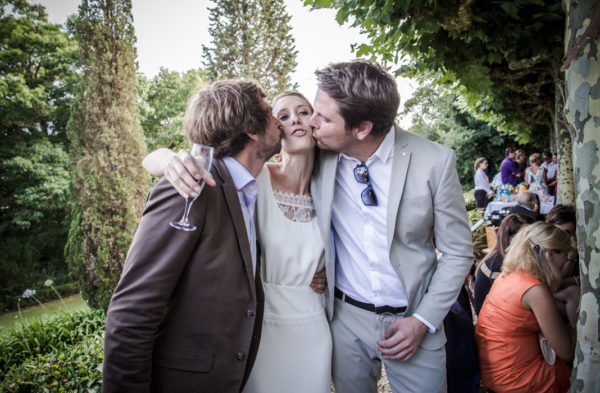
[203,0,298,96]
[401,82,542,190]
[0,1,79,310]
[307,0,564,144]
[137,68,210,153]
[0,0,213,311]
[65,0,150,310]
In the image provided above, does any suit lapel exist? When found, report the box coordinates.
[214,158,257,298]
[387,126,411,249]
[317,152,338,252]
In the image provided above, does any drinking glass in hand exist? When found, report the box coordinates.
[170,143,214,231]
[378,312,396,357]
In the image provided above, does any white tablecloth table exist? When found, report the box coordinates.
[484,198,555,219]
[484,201,516,219]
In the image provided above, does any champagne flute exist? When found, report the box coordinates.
[170,143,214,231]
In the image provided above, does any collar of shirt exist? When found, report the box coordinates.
[338,125,395,166]
[222,156,258,202]
[222,156,258,273]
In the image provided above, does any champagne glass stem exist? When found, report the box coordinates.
[183,196,198,223]
[179,197,192,226]
[172,195,199,230]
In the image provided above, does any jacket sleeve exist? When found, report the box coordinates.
[413,150,474,329]
[102,179,206,393]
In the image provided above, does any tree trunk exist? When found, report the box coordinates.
[564,1,600,391]
[555,80,575,205]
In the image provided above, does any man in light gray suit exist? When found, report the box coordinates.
[308,60,473,392]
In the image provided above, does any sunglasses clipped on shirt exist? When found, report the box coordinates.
[353,162,378,206]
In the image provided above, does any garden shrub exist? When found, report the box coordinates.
[465,196,487,267]
[463,189,476,211]
[0,334,103,392]
[0,308,105,377]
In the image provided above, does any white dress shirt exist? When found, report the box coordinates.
[223,156,258,275]
[474,168,492,193]
[331,129,434,330]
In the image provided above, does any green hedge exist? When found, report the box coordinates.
[0,308,105,377]
[0,334,103,392]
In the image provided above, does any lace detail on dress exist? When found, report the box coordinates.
[273,189,316,222]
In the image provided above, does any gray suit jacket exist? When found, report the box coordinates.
[103,158,263,393]
[311,126,473,349]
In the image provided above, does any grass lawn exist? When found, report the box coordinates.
[0,294,88,335]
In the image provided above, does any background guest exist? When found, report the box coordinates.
[474,157,494,211]
[473,213,535,315]
[476,222,576,393]
[545,204,576,237]
[515,149,527,178]
[546,204,580,326]
[508,191,545,221]
[500,147,521,186]
[525,153,546,195]
[542,151,557,196]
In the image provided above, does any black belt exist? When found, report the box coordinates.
[334,288,406,315]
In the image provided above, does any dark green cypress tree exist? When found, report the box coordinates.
[65,0,149,310]
[202,0,298,96]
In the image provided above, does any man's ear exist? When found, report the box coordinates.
[245,131,259,142]
[353,121,373,141]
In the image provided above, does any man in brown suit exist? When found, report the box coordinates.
[102,79,283,393]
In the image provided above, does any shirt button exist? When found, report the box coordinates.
[236,352,248,361]
[245,311,255,319]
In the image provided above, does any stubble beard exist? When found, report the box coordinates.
[257,136,282,162]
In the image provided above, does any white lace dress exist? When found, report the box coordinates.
[243,167,332,393]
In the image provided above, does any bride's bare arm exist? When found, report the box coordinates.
[143,148,215,198]
[142,148,176,176]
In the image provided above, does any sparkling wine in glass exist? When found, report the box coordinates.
[170,143,214,231]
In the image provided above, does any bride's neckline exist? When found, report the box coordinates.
[264,170,315,222]
[272,188,313,204]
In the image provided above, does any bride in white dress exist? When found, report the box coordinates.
[142,92,332,393]
[242,92,331,392]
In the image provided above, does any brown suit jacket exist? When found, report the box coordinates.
[103,158,263,393]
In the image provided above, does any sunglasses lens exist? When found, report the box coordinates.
[354,163,377,206]
[361,186,378,206]
[354,165,369,183]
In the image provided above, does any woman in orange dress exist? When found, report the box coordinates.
[475,222,577,393]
